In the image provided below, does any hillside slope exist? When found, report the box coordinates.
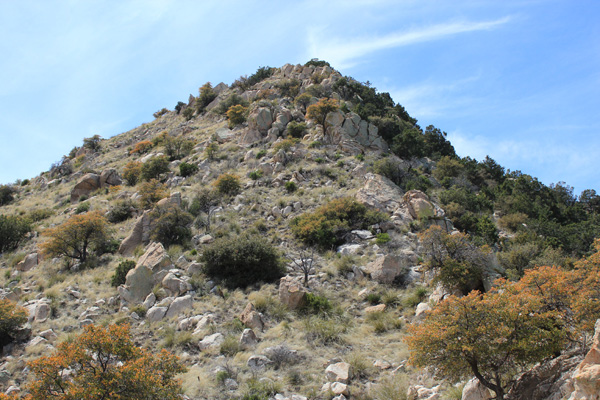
[0,61,598,400]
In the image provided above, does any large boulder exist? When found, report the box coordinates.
[364,254,410,285]
[355,173,404,214]
[567,319,600,400]
[325,362,351,384]
[404,190,440,220]
[118,211,152,256]
[240,303,264,331]
[279,276,307,310]
[16,253,38,272]
[248,107,273,133]
[461,378,491,400]
[165,295,193,319]
[70,173,101,202]
[100,168,122,187]
[119,242,172,303]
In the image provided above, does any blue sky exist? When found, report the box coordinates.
[1,0,599,194]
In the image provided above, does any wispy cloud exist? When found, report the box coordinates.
[307,16,511,68]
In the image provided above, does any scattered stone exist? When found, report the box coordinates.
[239,328,259,349]
[146,306,168,322]
[247,355,273,369]
[365,304,386,313]
[199,333,224,350]
[364,254,409,284]
[279,276,307,310]
[70,173,101,202]
[415,302,431,319]
[165,295,193,319]
[325,362,351,383]
[461,378,491,400]
[240,303,264,331]
[16,253,38,272]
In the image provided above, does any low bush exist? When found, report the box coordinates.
[149,205,194,247]
[285,181,297,193]
[201,234,284,289]
[248,170,263,180]
[182,107,194,121]
[153,108,169,118]
[0,215,31,253]
[299,293,332,315]
[141,156,170,181]
[138,179,169,209]
[107,200,136,223]
[75,202,90,214]
[130,140,153,155]
[213,173,241,197]
[226,105,248,128]
[0,300,27,346]
[111,259,136,287]
[179,162,198,177]
[0,185,15,206]
[163,135,194,161]
[123,161,143,186]
[290,197,387,249]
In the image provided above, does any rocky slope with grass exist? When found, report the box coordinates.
[0,61,599,400]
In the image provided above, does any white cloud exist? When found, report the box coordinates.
[307,16,511,68]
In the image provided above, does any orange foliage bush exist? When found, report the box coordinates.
[24,324,186,400]
[306,98,338,127]
[129,140,153,155]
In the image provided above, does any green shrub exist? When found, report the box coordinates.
[304,59,330,68]
[83,135,102,152]
[275,79,301,98]
[303,315,349,345]
[365,293,382,305]
[107,200,136,223]
[75,202,90,214]
[28,208,54,222]
[149,205,194,247]
[300,293,332,315]
[248,170,263,180]
[372,158,404,186]
[232,66,274,90]
[110,260,135,287]
[290,197,387,249]
[163,135,194,161]
[0,185,15,206]
[182,107,194,121]
[220,335,242,357]
[0,215,31,253]
[214,93,247,115]
[179,162,198,177]
[201,234,284,289]
[285,181,297,193]
[197,82,217,113]
[286,121,307,139]
[256,149,267,159]
[141,156,170,181]
[375,232,391,244]
[213,173,241,197]
[188,188,219,217]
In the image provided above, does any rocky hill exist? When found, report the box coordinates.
[0,61,598,400]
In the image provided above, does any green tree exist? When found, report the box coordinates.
[197,82,217,113]
[0,215,31,253]
[0,185,15,206]
[202,234,284,289]
[163,135,194,161]
[149,205,193,247]
[140,156,170,181]
[83,135,102,152]
[213,173,241,197]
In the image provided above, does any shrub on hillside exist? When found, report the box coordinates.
[82,135,102,152]
[0,185,15,206]
[26,324,186,400]
[153,108,169,118]
[182,107,194,121]
[179,162,198,177]
[213,173,241,197]
[0,300,27,347]
[290,197,387,250]
[306,98,339,127]
[41,211,112,265]
[110,259,136,287]
[122,161,142,186]
[201,234,284,289]
[138,179,169,209]
[106,200,136,223]
[129,140,153,155]
[149,205,194,247]
[140,156,170,181]
[286,121,307,138]
[197,82,218,113]
[214,93,248,115]
[226,105,248,128]
[0,215,31,253]
[163,135,194,161]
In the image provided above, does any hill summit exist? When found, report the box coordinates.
[0,60,599,400]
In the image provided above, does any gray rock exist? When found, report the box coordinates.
[146,306,168,322]
[165,295,193,319]
[16,253,38,272]
[199,332,224,350]
[239,328,259,349]
[247,355,273,369]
